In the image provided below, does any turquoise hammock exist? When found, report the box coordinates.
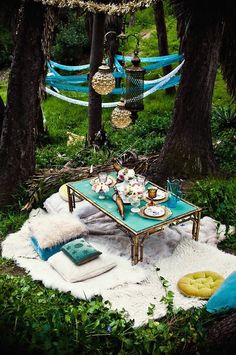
[45,53,184,107]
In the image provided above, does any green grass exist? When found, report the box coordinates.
[0,80,7,103]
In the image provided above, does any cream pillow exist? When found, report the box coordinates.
[28,213,88,249]
[48,252,117,282]
[59,183,80,202]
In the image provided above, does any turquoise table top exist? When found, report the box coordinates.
[68,173,198,235]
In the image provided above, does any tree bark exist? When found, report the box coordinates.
[88,13,105,144]
[150,19,224,181]
[153,0,175,95]
[0,1,46,207]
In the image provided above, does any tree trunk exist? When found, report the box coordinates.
[88,13,105,144]
[153,0,175,95]
[150,20,224,181]
[0,1,46,207]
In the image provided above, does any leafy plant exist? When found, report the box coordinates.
[0,25,13,69]
[0,272,215,354]
[211,106,236,174]
[186,178,236,236]
[51,9,89,65]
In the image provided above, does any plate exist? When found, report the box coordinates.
[145,189,167,201]
[144,205,166,217]
[112,193,130,205]
[90,175,116,187]
[139,206,172,221]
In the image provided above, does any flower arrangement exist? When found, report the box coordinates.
[117,168,135,182]
[91,180,109,194]
[123,179,145,199]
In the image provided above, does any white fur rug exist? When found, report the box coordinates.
[2,194,236,327]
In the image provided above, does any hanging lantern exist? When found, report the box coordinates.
[111,97,132,129]
[125,51,145,120]
[92,62,115,95]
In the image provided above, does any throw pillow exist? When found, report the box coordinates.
[28,213,88,249]
[206,271,236,313]
[177,271,224,299]
[48,252,117,282]
[59,183,80,202]
[62,238,102,265]
[31,236,81,261]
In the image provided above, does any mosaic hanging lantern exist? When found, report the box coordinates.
[125,51,145,119]
[92,62,115,95]
[111,97,132,129]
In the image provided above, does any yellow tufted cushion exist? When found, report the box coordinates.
[177,271,224,299]
[59,183,80,202]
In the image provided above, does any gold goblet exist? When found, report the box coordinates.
[147,187,157,206]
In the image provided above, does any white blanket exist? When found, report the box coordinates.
[2,194,236,327]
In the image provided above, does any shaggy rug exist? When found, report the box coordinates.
[2,195,236,327]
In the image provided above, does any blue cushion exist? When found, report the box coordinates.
[206,271,236,313]
[61,238,102,265]
[31,237,70,261]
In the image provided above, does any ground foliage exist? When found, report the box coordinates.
[0,271,215,355]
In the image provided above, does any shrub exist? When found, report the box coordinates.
[0,25,13,69]
[51,10,90,65]
[211,106,236,174]
[186,178,236,235]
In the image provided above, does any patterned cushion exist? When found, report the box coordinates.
[177,271,224,299]
[62,238,102,265]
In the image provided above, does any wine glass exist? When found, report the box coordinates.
[129,195,141,213]
[136,174,146,188]
[147,187,157,206]
[98,172,108,184]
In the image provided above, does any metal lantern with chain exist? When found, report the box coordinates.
[91,61,115,95]
[111,96,132,129]
[91,31,117,95]
[125,36,145,123]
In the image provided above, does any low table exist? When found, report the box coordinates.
[67,173,202,265]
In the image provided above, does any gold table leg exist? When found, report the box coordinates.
[130,236,141,265]
[192,210,201,241]
[67,186,74,213]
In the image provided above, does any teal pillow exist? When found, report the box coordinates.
[62,238,102,265]
[206,271,236,313]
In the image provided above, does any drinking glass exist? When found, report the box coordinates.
[136,174,146,187]
[166,179,182,208]
[147,187,157,206]
[98,172,108,183]
[129,196,141,213]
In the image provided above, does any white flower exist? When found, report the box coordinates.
[118,168,135,181]
[92,181,109,193]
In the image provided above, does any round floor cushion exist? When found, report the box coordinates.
[177,271,224,299]
[59,183,80,202]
